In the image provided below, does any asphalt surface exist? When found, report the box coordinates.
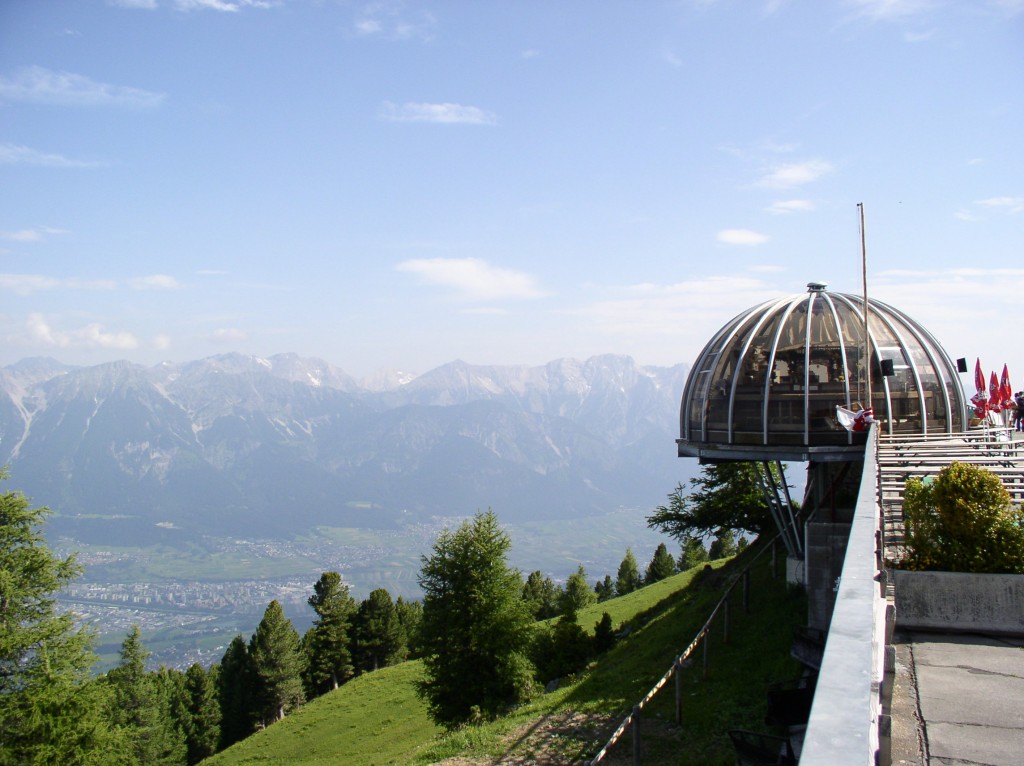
[889,631,1024,766]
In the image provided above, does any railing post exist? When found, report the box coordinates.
[674,658,683,725]
[632,705,641,766]
[723,595,730,644]
[742,569,750,613]
[703,629,709,679]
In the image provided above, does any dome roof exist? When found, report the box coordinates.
[678,282,968,462]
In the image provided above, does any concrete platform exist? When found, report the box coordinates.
[890,631,1024,765]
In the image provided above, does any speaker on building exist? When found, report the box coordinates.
[880,359,895,376]
[957,357,968,373]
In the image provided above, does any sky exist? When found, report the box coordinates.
[1,0,1022,385]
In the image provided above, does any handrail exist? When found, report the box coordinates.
[585,533,781,765]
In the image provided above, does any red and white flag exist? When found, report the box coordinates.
[837,405,874,432]
[989,371,1002,413]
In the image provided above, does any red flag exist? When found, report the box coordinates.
[975,358,986,394]
[989,371,1002,412]
[1001,364,1012,407]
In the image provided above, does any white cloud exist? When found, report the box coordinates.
[843,0,936,21]
[26,313,139,350]
[976,196,1024,214]
[130,274,181,290]
[563,277,781,344]
[380,102,497,125]
[210,327,249,343]
[0,66,165,108]
[108,0,158,8]
[0,274,117,295]
[0,227,67,242]
[0,143,100,168]
[756,160,833,189]
[717,229,770,246]
[173,0,276,11]
[396,257,546,301]
[766,199,815,215]
[353,3,436,40]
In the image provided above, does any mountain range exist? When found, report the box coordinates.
[0,353,694,546]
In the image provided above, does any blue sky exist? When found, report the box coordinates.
[1,0,1022,384]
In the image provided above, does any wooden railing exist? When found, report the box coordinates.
[585,536,781,766]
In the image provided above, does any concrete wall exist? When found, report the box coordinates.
[894,570,1024,635]
[799,427,887,766]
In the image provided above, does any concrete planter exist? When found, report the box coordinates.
[893,569,1024,635]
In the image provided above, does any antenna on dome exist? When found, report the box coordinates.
[858,203,871,412]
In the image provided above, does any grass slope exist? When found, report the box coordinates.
[205,545,805,766]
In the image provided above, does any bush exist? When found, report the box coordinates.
[902,462,1024,574]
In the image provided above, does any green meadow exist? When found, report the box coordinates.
[205,545,805,766]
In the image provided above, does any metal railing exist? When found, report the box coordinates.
[585,535,782,766]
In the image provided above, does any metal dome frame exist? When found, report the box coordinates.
[678,283,968,463]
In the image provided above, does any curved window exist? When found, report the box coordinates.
[679,283,968,458]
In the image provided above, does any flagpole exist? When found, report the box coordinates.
[859,203,871,412]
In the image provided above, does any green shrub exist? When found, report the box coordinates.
[902,462,1024,573]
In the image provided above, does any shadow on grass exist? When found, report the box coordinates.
[553,548,807,766]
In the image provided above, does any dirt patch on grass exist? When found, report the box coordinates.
[431,709,647,765]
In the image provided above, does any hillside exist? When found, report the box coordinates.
[204,545,806,766]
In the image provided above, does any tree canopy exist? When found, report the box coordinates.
[248,600,304,726]
[0,472,116,765]
[647,461,780,541]
[416,510,535,727]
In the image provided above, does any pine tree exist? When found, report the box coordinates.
[678,535,710,571]
[645,542,677,584]
[352,588,402,673]
[394,596,422,660]
[417,510,535,727]
[593,612,617,654]
[216,635,255,749]
[522,570,560,620]
[0,474,118,766]
[648,462,782,540]
[594,575,615,602]
[104,626,187,766]
[709,528,738,560]
[248,601,304,726]
[182,664,220,764]
[302,571,355,697]
[615,548,642,596]
[559,564,596,615]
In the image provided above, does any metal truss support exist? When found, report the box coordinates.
[756,460,803,559]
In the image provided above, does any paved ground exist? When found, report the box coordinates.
[890,631,1024,766]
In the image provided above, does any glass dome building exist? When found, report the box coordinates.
[678,282,968,462]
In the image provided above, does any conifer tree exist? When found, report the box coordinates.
[593,612,616,654]
[216,635,255,748]
[594,575,615,602]
[302,571,355,697]
[559,564,596,615]
[248,600,304,726]
[417,510,535,727]
[522,570,560,620]
[678,535,710,571]
[352,588,402,673]
[645,542,677,584]
[709,528,738,560]
[105,626,186,766]
[182,663,220,764]
[0,473,117,765]
[394,596,423,660]
[615,548,642,596]
[648,462,780,540]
